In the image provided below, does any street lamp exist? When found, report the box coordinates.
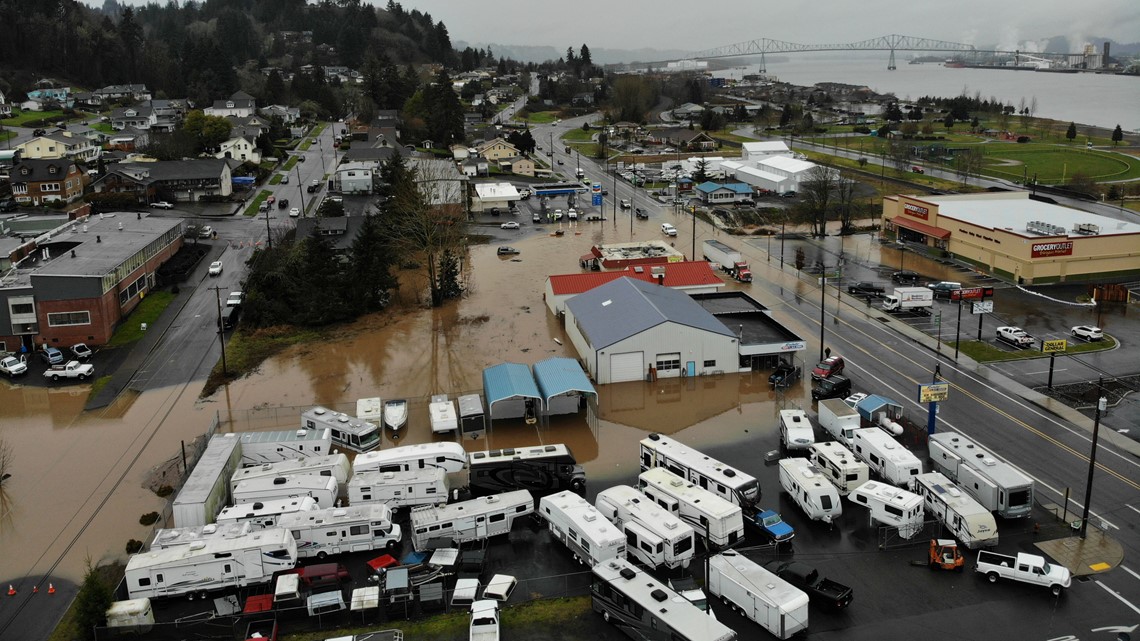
[1079,379,1107,540]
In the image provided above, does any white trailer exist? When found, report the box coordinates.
[408,490,534,550]
[278,504,401,559]
[348,468,450,510]
[355,397,384,429]
[429,394,459,434]
[173,435,242,527]
[229,453,350,494]
[848,481,924,539]
[817,398,860,445]
[778,409,815,451]
[778,458,842,524]
[150,522,258,550]
[911,472,999,549]
[539,490,626,567]
[637,467,744,549]
[928,431,1034,519]
[226,429,334,467]
[232,475,339,507]
[707,550,809,640]
[807,441,870,496]
[639,433,761,508]
[216,497,320,529]
[851,428,922,487]
[301,407,380,453]
[352,442,468,475]
[595,485,696,570]
[125,528,297,599]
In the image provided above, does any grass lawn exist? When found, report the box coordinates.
[90,122,115,134]
[1,109,65,126]
[953,335,1116,363]
[269,173,282,185]
[562,128,595,142]
[106,291,176,347]
[202,324,326,397]
[282,156,299,172]
[243,190,272,216]
[520,111,558,124]
[981,147,1139,183]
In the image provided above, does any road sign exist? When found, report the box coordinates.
[972,301,993,314]
[919,382,950,403]
[1042,339,1067,353]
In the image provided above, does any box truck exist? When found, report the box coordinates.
[881,287,933,313]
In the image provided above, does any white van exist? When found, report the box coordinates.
[661,223,678,236]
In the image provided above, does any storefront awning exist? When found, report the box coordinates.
[893,216,950,240]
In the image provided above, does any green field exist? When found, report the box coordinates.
[981,147,1137,182]
[1,109,66,126]
[243,190,273,216]
[519,111,558,124]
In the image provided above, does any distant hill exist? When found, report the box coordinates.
[455,41,693,65]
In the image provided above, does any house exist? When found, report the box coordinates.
[215,136,261,164]
[334,162,377,194]
[571,92,595,107]
[94,84,152,103]
[656,128,716,152]
[671,102,705,120]
[476,138,519,162]
[204,91,256,118]
[449,144,471,161]
[694,181,754,205]
[0,89,11,117]
[294,216,370,252]
[464,112,484,125]
[500,156,535,177]
[339,146,395,168]
[24,86,73,110]
[71,91,102,110]
[461,157,487,178]
[9,159,87,205]
[259,104,301,124]
[14,132,100,163]
[227,115,271,139]
[146,99,191,131]
[407,158,466,206]
[544,261,725,316]
[107,129,150,153]
[110,106,158,131]
[373,110,400,129]
[90,159,233,203]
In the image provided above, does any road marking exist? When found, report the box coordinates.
[1120,565,1140,582]
[1126,504,1140,516]
[1094,580,1140,616]
[1023,368,1067,375]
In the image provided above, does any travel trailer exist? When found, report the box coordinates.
[847,481,924,539]
[637,467,744,549]
[928,431,1034,519]
[277,504,401,559]
[468,444,586,498]
[778,458,842,524]
[639,433,760,508]
[778,409,815,451]
[347,468,450,510]
[352,442,468,475]
[215,497,320,529]
[911,472,999,549]
[231,475,339,507]
[301,406,380,452]
[408,490,534,550]
[429,394,459,434]
[595,485,696,570]
[232,429,334,467]
[807,442,870,496]
[851,428,922,486]
[539,490,626,567]
[228,454,350,494]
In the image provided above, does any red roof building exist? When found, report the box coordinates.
[544,261,725,316]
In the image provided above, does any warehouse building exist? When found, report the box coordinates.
[544,261,724,316]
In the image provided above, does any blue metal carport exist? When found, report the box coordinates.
[483,363,542,421]
[533,357,596,416]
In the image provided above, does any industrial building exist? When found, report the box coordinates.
[544,261,724,315]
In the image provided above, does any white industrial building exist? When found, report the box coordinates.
[741,141,792,161]
[717,154,829,194]
[472,182,521,212]
[335,161,376,194]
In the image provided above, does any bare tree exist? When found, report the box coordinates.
[955,148,984,185]
[800,165,839,238]
[836,175,859,234]
[0,436,12,483]
[888,138,912,173]
[390,159,470,307]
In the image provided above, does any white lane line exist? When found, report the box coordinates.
[1126,504,1140,516]
[1095,580,1140,616]
[1121,565,1140,582]
[1023,368,1068,375]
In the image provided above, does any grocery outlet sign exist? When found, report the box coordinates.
[902,203,930,220]
[1031,241,1074,258]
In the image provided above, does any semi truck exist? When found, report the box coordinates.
[702,239,753,282]
[881,287,933,313]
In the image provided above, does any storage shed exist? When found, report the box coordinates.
[533,357,597,416]
[482,363,542,421]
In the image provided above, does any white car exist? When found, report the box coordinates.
[567,208,578,220]
[208,261,223,277]
[226,291,244,307]
[661,223,678,236]
[198,225,214,238]
[289,207,301,217]
[500,221,520,230]
[150,201,174,209]
[552,209,563,220]
[1071,325,1103,341]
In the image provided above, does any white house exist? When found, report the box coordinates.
[0,90,11,117]
[335,162,376,194]
[111,106,158,131]
[204,91,256,118]
[215,136,261,164]
[260,104,301,124]
[472,182,519,212]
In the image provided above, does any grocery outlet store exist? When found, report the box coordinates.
[882,192,1140,284]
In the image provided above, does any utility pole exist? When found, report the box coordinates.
[1079,378,1107,540]
[296,164,306,216]
[819,269,827,362]
[210,286,228,376]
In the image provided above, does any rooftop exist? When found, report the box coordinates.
[691,292,805,347]
[916,192,1140,238]
[589,241,686,268]
[27,212,183,278]
[549,261,723,295]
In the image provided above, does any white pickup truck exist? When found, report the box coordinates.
[43,360,95,382]
[996,326,1035,348]
[975,550,1071,596]
[469,600,499,641]
[1,355,28,377]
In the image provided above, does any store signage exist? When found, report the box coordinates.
[919,383,950,403]
[903,203,930,220]
[1042,339,1067,353]
[951,287,994,301]
[1031,241,1073,258]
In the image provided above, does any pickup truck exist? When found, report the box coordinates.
[747,508,795,545]
[1,355,28,377]
[43,360,95,382]
[765,560,853,610]
[996,326,1035,348]
[469,600,499,641]
[975,550,1071,596]
[847,281,885,296]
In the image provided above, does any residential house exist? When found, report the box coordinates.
[464,112,484,125]
[571,92,595,107]
[476,138,519,162]
[294,216,369,253]
[9,159,87,205]
[260,104,301,124]
[339,145,395,168]
[94,84,152,103]
[24,86,73,110]
[216,136,261,164]
[108,128,150,153]
[407,158,466,206]
[110,106,157,131]
[334,162,376,194]
[204,91,256,118]
[460,157,487,177]
[146,99,191,131]
[0,89,10,117]
[373,110,400,129]
[500,156,535,177]
[656,128,716,152]
[226,115,270,139]
[671,102,705,120]
[14,132,100,163]
[449,144,471,161]
[90,159,233,203]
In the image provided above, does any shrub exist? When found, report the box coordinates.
[125,539,144,554]
[139,512,160,526]
[155,484,174,497]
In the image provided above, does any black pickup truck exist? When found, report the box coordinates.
[765,560,853,610]
[846,281,885,296]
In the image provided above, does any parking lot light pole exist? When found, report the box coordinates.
[1079,378,1107,540]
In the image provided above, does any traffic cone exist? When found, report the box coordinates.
[48,584,55,595]
[32,585,38,594]
[7,585,14,596]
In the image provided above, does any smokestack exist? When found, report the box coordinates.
[1104,41,1111,64]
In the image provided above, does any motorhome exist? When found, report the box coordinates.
[150,522,258,550]
[807,442,870,496]
[125,528,297,599]
[928,431,1034,518]
[352,442,468,475]
[639,433,761,508]
[278,504,401,559]
[848,481,924,539]
[595,485,696,570]
[707,551,809,640]
[469,444,586,498]
[851,428,922,487]
[301,406,380,453]
[591,558,738,641]
[228,454,350,494]
[778,409,815,451]
[910,472,999,549]
[231,429,334,467]
[408,490,534,550]
[539,490,626,567]
[347,468,450,510]
[232,475,339,507]
[778,458,842,524]
[637,467,744,550]
[216,497,320,529]
[429,394,459,434]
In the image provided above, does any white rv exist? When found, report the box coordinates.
[301,406,380,453]
[778,409,815,451]
[639,433,761,509]
[355,396,384,429]
[807,441,870,496]
[150,522,257,549]
[352,442,468,475]
[637,467,744,549]
[229,429,334,467]
[278,504,401,559]
[848,481,924,539]
[408,490,534,550]
[428,394,459,434]
[232,475,339,507]
[595,485,696,570]
[778,458,842,524]
[911,472,999,549]
[851,428,922,486]
[539,490,626,567]
[229,454,350,494]
[172,435,242,528]
[125,528,297,599]
[928,431,1034,519]
[348,468,450,510]
[216,497,320,529]
[707,551,809,640]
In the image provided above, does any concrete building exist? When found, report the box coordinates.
[544,261,725,316]
[689,292,806,371]
[472,182,520,212]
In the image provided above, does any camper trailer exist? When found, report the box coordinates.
[229,454,350,494]
[352,442,468,475]
[778,458,842,524]
[105,599,155,631]
[636,467,744,550]
[595,485,696,570]
[125,528,297,599]
[539,490,626,567]
[232,475,339,507]
[233,429,334,466]
[639,433,761,508]
[172,435,242,528]
[851,428,922,487]
[348,468,450,510]
[928,432,1034,519]
[150,522,259,550]
[429,394,459,434]
[778,409,816,451]
[458,394,486,439]
[278,504,401,559]
[301,406,380,453]
[216,497,320,529]
[707,551,809,640]
[807,442,870,496]
[848,481,924,539]
[817,398,860,445]
[408,490,534,550]
[911,472,999,549]
[356,397,384,429]
[468,444,586,498]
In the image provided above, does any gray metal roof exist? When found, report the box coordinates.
[482,363,541,407]
[565,277,735,350]
[533,357,596,404]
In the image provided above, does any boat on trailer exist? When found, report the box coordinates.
[384,399,408,432]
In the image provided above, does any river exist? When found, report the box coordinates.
[714,53,1140,132]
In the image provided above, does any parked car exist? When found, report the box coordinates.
[41,347,64,366]
[226,291,244,308]
[636,208,649,219]
[532,212,541,223]
[1070,325,1103,341]
[266,195,276,205]
[927,281,962,299]
[208,261,224,276]
[620,199,631,209]
[661,223,677,236]
[812,374,852,401]
[497,246,520,256]
[500,221,520,229]
[557,159,564,165]
[150,201,174,210]
[280,175,289,184]
[996,326,1035,348]
[0,200,17,212]
[891,270,920,285]
[812,355,845,380]
[289,207,301,217]
[70,343,93,360]
[278,198,289,209]
[198,225,214,238]
[749,509,795,545]
[847,281,885,296]
[768,361,801,388]
[0,355,28,377]
[780,190,797,198]
[911,166,925,174]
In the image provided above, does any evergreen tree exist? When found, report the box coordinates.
[74,561,112,640]
[346,213,397,314]
[1066,122,1077,142]
[424,69,463,146]
[1112,124,1123,146]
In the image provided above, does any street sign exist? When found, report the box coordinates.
[1042,339,1067,353]
[972,301,993,314]
[919,382,950,403]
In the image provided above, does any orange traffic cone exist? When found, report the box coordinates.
[32,585,38,594]
[7,585,15,596]
[48,584,56,595]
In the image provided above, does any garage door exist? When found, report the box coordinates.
[609,352,645,383]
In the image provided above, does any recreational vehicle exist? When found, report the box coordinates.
[458,393,486,439]
[232,475,339,507]
[591,558,738,641]
[172,435,242,527]
[232,429,334,467]
[595,485,696,570]
[408,490,534,550]
[539,490,626,567]
[150,522,258,549]
[928,431,1034,518]
[469,444,586,498]
[429,394,459,434]
[229,454,350,494]
[301,406,380,453]
[277,504,401,559]
[807,442,870,496]
[355,397,384,429]
[347,468,450,510]
[851,428,922,487]
[637,467,744,549]
[778,409,815,451]
[911,472,999,549]
[707,551,809,640]
[216,497,320,529]
[125,528,297,599]
[848,481,924,539]
[352,442,468,475]
[639,433,761,508]
[778,458,842,524]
